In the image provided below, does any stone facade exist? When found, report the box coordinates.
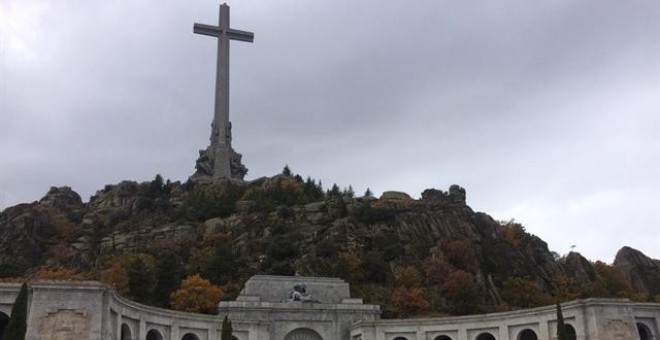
[0,276,658,340]
[219,275,381,340]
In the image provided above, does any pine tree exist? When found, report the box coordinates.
[127,258,155,304]
[556,302,567,340]
[149,174,164,197]
[364,188,373,198]
[328,183,341,197]
[154,253,183,308]
[343,185,355,198]
[221,315,233,340]
[282,165,292,176]
[4,282,28,340]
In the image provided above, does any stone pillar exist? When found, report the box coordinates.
[139,317,146,340]
[171,323,179,340]
[116,313,122,340]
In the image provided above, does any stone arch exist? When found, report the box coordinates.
[284,328,323,340]
[638,322,653,340]
[517,329,537,340]
[182,333,200,340]
[563,324,576,340]
[120,323,132,340]
[434,336,453,340]
[146,329,164,340]
[475,333,496,340]
[0,311,9,340]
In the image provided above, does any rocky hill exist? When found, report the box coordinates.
[0,173,658,317]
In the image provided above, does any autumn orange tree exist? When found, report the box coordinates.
[170,274,223,314]
[100,262,129,296]
[589,261,644,300]
[390,265,430,316]
[423,256,453,286]
[333,251,363,282]
[31,267,83,281]
[393,266,423,288]
[441,270,480,315]
[500,276,549,309]
[553,274,582,301]
[440,239,478,273]
[391,286,431,315]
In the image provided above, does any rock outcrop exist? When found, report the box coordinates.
[0,176,657,314]
[614,246,660,297]
[563,251,597,285]
[39,186,83,210]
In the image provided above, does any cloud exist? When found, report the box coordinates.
[1,0,658,261]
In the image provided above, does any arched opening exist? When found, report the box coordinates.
[564,324,576,340]
[518,329,537,340]
[0,312,9,340]
[476,333,496,340]
[283,328,323,340]
[393,338,408,340]
[638,323,652,340]
[146,329,164,340]
[120,323,132,340]
[434,336,453,340]
[182,333,200,340]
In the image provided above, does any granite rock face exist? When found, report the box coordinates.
[563,251,597,285]
[39,186,83,210]
[614,246,660,296]
[0,202,56,269]
[0,177,657,313]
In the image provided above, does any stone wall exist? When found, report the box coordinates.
[0,279,658,340]
[350,298,660,340]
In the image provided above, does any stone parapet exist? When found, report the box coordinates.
[350,298,660,340]
[238,275,351,304]
[1,281,658,340]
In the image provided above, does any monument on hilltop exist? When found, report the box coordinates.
[191,3,253,180]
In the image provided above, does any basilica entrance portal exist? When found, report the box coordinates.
[283,328,323,340]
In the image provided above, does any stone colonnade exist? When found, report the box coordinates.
[350,298,660,340]
[0,281,658,340]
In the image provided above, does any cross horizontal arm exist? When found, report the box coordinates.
[193,23,254,43]
[193,23,222,37]
[227,29,254,42]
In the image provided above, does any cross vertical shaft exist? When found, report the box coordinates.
[213,4,231,177]
[193,3,253,179]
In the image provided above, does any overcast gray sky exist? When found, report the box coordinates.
[1,0,658,262]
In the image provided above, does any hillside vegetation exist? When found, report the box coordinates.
[1,170,658,317]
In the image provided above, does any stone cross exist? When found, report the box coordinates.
[193,3,253,179]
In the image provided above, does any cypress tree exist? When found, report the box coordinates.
[221,315,233,340]
[556,302,567,340]
[4,283,28,340]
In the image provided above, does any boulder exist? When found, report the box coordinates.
[380,191,412,201]
[39,187,83,209]
[305,201,326,213]
[236,200,255,213]
[448,184,466,203]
